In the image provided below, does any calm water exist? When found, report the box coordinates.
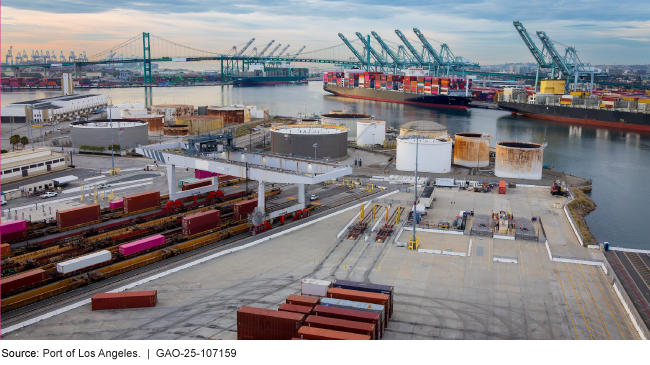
[3,83,650,249]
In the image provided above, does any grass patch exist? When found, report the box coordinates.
[567,187,597,245]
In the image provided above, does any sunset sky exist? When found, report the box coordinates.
[2,1,649,65]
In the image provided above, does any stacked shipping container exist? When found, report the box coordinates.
[233,199,258,221]
[296,326,370,340]
[237,306,305,340]
[1,269,47,293]
[57,205,101,230]
[312,304,383,339]
[181,179,213,191]
[119,235,166,256]
[123,191,160,214]
[1,220,27,241]
[182,210,222,236]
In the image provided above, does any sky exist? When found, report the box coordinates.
[2,0,649,66]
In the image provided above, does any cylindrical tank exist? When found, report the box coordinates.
[396,136,452,173]
[207,106,246,124]
[454,133,491,168]
[271,125,348,159]
[151,104,194,123]
[321,113,371,141]
[163,125,189,136]
[399,120,448,138]
[495,142,545,180]
[130,114,165,135]
[71,119,148,150]
[356,120,386,147]
[175,115,224,134]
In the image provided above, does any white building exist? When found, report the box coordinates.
[0,148,67,182]
[1,94,108,124]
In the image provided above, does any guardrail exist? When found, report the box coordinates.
[564,188,586,247]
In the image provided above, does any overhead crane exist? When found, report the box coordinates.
[257,40,275,57]
[338,33,368,67]
[355,32,387,69]
[395,29,425,65]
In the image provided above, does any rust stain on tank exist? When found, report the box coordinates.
[131,114,165,133]
[207,107,245,124]
[495,141,544,179]
[454,133,491,168]
[163,125,189,136]
[151,104,195,123]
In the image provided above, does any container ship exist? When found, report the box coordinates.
[234,64,308,86]
[496,80,650,132]
[323,69,473,109]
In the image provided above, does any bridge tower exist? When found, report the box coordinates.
[142,32,152,84]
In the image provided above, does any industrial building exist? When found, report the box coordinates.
[130,114,165,135]
[399,120,448,138]
[494,141,545,180]
[0,148,66,182]
[1,94,107,124]
[321,112,372,141]
[207,106,249,124]
[71,119,149,150]
[453,133,491,168]
[271,125,348,159]
[356,120,386,147]
[396,136,452,173]
[151,104,194,123]
[176,115,224,134]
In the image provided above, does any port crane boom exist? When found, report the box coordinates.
[355,32,385,65]
[412,28,444,66]
[238,38,255,56]
[258,40,275,57]
[276,45,290,58]
[512,21,552,68]
[395,29,425,65]
[290,46,306,61]
[267,43,282,57]
[371,31,401,66]
[338,33,366,65]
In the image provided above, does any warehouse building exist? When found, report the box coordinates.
[0,148,67,182]
[1,94,108,124]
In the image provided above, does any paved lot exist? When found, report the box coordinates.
[3,188,643,340]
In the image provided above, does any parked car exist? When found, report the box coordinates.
[1,200,6,206]
[310,194,319,201]
[97,183,111,189]
[41,192,58,199]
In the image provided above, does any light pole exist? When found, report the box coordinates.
[109,99,115,173]
[313,143,318,159]
[412,137,419,246]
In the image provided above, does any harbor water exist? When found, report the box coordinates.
[3,82,649,249]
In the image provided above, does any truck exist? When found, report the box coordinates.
[419,187,435,208]
[551,180,569,196]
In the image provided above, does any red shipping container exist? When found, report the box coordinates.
[1,269,47,293]
[278,303,313,316]
[92,290,157,310]
[499,180,506,195]
[291,337,308,340]
[305,315,376,339]
[124,191,160,214]
[182,210,221,235]
[296,326,370,340]
[286,294,320,308]
[327,288,391,323]
[1,243,11,256]
[182,179,213,191]
[237,306,305,337]
[109,200,124,210]
[233,199,258,221]
[57,204,101,229]
[1,230,27,242]
[119,234,166,256]
[312,304,383,338]
[237,326,295,340]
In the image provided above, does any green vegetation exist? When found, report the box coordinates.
[20,136,29,148]
[107,144,121,151]
[9,134,21,150]
[1,150,8,154]
[79,145,106,153]
[567,188,597,245]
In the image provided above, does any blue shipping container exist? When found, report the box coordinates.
[320,297,385,331]
[333,280,394,316]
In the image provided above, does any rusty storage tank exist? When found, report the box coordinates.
[454,133,492,168]
[207,106,246,125]
[399,120,448,138]
[271,125,348,159]
[163,125,189,136]
[151,104,194,123]
[495,142,545,180]
[175,115,224,134]
[130,114,165,135]
[71,119,148,150]
[321,112,371,141]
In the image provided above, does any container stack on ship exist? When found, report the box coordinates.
[498,79,650,131]
[323,68,473,109]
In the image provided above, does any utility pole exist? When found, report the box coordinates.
[412,137,419,246]
[313,143,318,159]
[110,103,115,173]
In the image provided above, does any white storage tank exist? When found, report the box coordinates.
[454,133,491,168]
[396,136,452,173]
[495,141,545,180]
[356,120,386,147]
[321,112,372,141]
[399,120,448,138]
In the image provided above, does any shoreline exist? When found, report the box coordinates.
[568,187,598,246]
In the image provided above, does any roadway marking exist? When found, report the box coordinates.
[588,265,639,340]
[553,261,580,339]
[563,262,611,340]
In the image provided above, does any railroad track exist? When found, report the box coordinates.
[2,188,389,322]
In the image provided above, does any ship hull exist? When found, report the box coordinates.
[323,85,470,110]
[499,102,650,132]
[235,76,307,86]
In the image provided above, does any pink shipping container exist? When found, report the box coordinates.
[195,169,219,179]
[119,234,166,256]
[1,220,27,234]
[110,200,124,210]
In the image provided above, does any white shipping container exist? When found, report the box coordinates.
[57,250,112,274]
[301,278,332,297]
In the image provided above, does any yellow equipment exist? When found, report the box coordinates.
[396,206,403,222]
[372,204,381,220]
[408,236,419,250]
[360,203,365,220]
